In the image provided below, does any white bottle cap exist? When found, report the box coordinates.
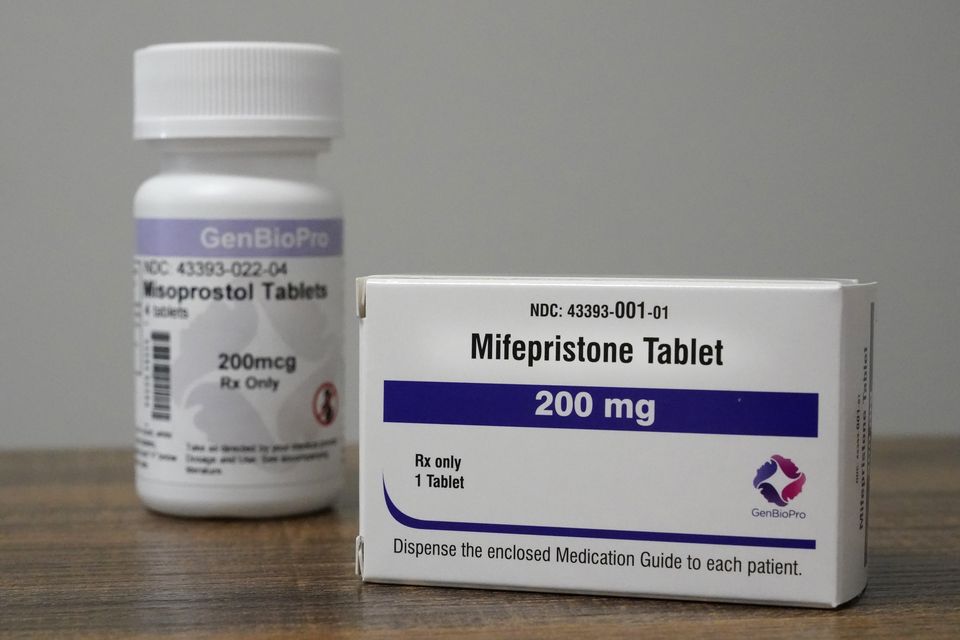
[134,42,342,140]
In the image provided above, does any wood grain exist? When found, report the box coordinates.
[1,439,958,639]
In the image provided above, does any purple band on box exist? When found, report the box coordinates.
[383,380,818,438]
[136,218,343,257]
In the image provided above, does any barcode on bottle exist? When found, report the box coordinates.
[151,331,171,421]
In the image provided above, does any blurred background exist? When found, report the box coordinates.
[1,1,957,448]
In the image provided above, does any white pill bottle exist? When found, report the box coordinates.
[133,43,344,517]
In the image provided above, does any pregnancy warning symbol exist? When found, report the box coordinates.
[312,382,339,426]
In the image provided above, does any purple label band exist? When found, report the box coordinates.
[384,480,816,550]
[383,381,818,438]
[136,218,343,257]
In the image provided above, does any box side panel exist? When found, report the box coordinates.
[836,284,876,603]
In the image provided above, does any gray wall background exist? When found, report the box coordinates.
[1,1,957,448]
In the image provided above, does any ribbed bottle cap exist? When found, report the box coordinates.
[134,42,342,140]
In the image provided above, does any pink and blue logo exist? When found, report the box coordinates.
[753,455,806,507]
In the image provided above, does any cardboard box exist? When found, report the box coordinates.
[356,276,875,607]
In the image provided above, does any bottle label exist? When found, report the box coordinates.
[134,217,343,486]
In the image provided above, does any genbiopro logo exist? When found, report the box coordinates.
[753,455,806,507]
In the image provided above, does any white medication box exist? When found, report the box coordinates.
[356,275,876,607]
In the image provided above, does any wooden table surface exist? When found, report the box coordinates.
[1,438,958,639]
